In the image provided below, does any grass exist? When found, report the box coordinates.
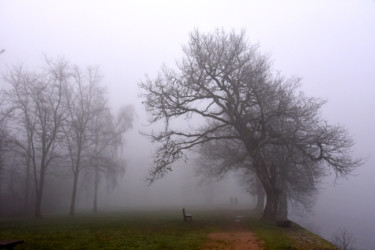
[249,219,337,250]
[0,209,337,249]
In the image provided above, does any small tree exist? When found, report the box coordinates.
[88,105,134,213]
[332,228,356,250]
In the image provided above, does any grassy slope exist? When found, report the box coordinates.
[0,209,337,249]
[249,218,337,250]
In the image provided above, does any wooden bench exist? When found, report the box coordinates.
[182,208,192,222]
[0,240,24,250]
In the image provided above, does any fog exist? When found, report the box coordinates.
[1,1,375,249]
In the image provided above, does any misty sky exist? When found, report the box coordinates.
[1,0,375,249]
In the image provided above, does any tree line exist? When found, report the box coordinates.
[0,58,134,218]
[139,29,361,221]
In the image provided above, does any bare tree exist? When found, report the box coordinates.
[62,65,109,216]
[0,82,11,192]
[88,105,134,213]
[332,228,357,250]
[139,29,361,220]
[0,85,33,214]
[3,59,67,218]
[61,63,135,215]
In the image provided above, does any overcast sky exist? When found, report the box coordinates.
[1,0,375,249]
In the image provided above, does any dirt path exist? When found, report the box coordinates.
[202,215,263,250]
[203,231,263,250]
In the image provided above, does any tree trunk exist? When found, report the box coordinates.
[35,192,42,218]
[34,169,45,218]
[69,171,79,216]
[277,190,288,220]
[245,143,279,220]
[255,178,265,212]
[277,171,288,220]
[69,148,82,216]
[24,155,31,214]
[253,159,279,220]
[92,135,100,213]
[262,189,279,220]
[24,131,32,214]
[93,159,99,213]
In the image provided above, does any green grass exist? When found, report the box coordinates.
[246,216,337,250]
[249,219,296,249]
[0,209,337,249]
[0,210,208,249]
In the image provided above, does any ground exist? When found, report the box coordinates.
[0,209,337,249]
[203,214,263,250]
[204,231,262,250]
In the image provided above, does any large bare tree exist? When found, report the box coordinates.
[140,29,361,220]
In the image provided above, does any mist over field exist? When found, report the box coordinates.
[1,1,375,249]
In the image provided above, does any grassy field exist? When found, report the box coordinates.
[0,209,337,249]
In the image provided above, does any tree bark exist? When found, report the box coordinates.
[277,190,288,220]
[250,152,280,220]
[261,188,279,220]
[93,162,99,213]
[255,181,265,212]
[69,144,82,216]
[277,171,288,220]
[24,153,31,214]
[34,168,45,218]
[69,170,79,216]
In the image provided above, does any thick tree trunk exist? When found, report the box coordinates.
[277,172,288,220]
[262,189,279,220]
[277,190,288,220]
[255,179,265,212]
[253,161,280,220]
[245,143,280,220]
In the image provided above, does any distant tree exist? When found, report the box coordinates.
[332,228,357,250]
[140,29,361,220]
[88,105,134,213]
[0,84,33,214]
[0,82,11,198]
[3,59,67,217]
[0,117,6,186]
[62,65,109,216]
[61,62,135,215]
